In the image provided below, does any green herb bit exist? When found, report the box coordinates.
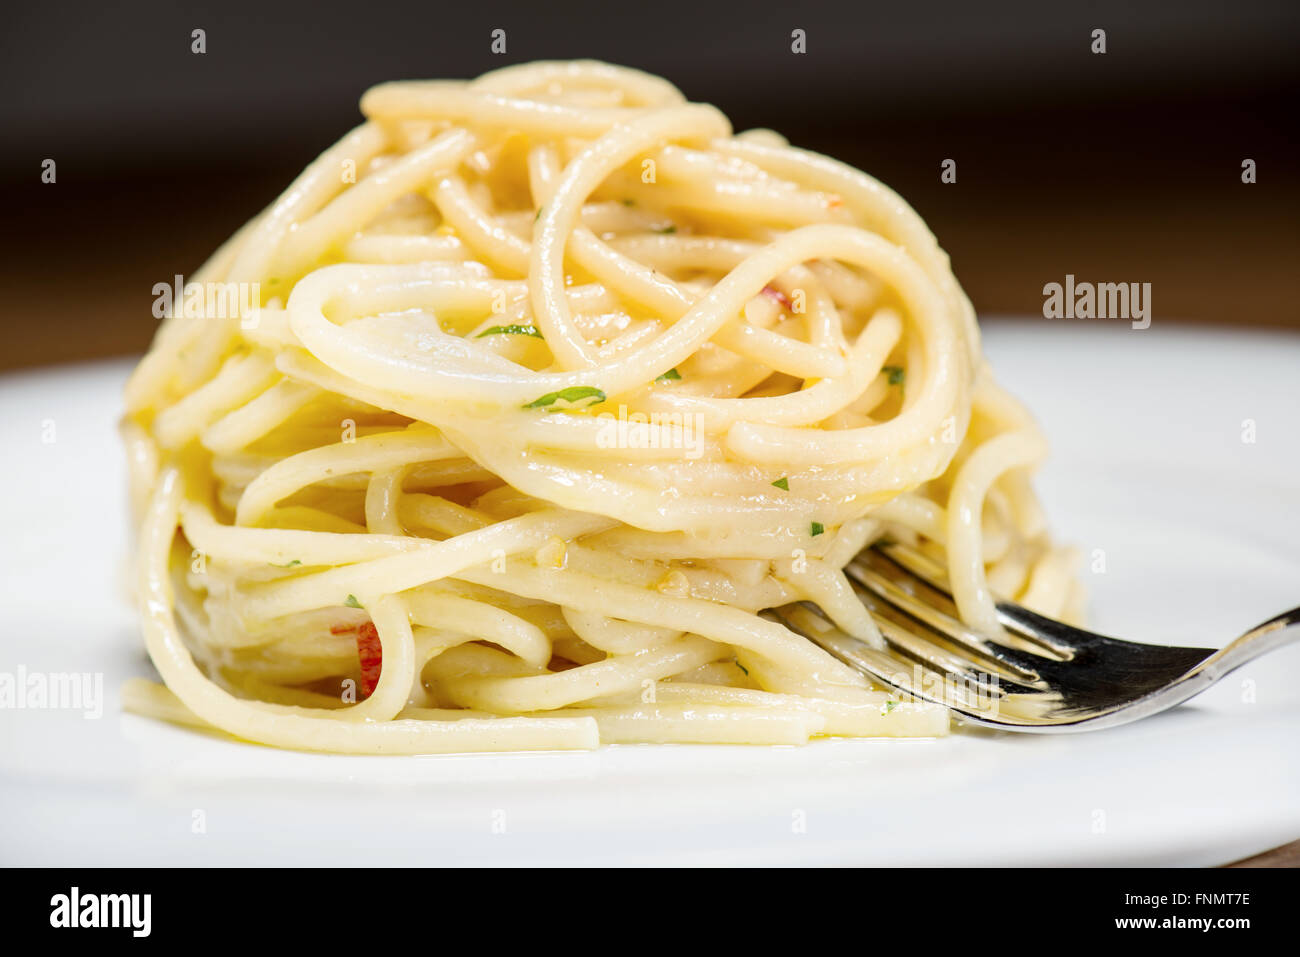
[882,700,898,715]
[655,368,681,383]
[344,594,363,609]
[477,324,542,339]
[273,559,302,568]
[522,386,607,410]
[771,477,789,491]
[810,522,825,537]
[655,224,677,234]
[735,659,750,676]
[883,365,905,386]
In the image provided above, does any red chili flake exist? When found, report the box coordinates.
[760,285,791,310]
[826,193,844,209]
[356,622,382,698]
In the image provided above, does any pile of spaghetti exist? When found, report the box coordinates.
[122,61,1081,753]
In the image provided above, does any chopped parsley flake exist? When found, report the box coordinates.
[883,365,905,386]
[882,700,898,715]
[810,522,825,537]
[477,324,542,339]
[735,659,750,676]
[655,368,681,383]
[771,477,789,491]
[522,386,607,410]
[344,594,363,609]
[273,559,302,568]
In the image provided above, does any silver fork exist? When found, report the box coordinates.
[765,542,1300,732]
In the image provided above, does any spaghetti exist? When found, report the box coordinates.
[121,60,1082,753]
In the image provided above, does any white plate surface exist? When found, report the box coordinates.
[1,320,1297,866]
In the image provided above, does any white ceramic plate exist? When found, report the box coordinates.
[1,321,1297,866]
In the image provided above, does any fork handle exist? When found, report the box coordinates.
[1202,605,1300,681]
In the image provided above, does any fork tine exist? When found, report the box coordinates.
[867,542,1226,704]
[874,542,1222,665]
[767,604,1018,719]
[777,600,1036,699]
[841,573,1047,688]
[845,554,1053,678]
[767,604,913,683]
[873,542,1091,656]
[869,610,1045,695]
[768,540,1247,731]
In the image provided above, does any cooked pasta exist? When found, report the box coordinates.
[121,60,1081,753]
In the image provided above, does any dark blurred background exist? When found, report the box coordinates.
[3,0,1297,371]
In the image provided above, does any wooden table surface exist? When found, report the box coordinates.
[1227,840,1300,867]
